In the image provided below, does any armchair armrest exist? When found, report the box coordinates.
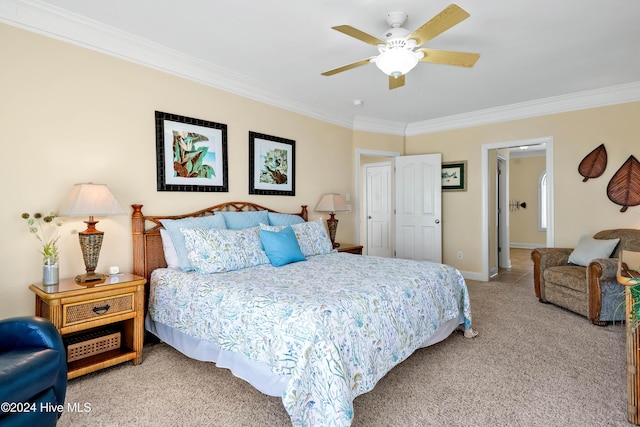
[588,258,619,282]
[0,316,64,354]
[0,316,67,410]
[587,258,623,323]
[531,248,573,300]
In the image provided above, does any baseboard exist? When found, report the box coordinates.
[510,242,543,249]
[459,270,485,281]
[489,266,499,277]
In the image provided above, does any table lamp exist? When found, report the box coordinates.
[58,183,126,284]
[315,193,348,248]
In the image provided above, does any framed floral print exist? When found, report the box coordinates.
[249,131,295,196]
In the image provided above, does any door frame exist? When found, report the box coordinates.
[355,149,400,247]
[481,136,554,281]
[497,153,510,271]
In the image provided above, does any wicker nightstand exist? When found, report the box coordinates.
[29,274,146,379]
[337,243,363,255]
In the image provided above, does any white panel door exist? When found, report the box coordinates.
[366,163,392,257]
[395,154,442,262]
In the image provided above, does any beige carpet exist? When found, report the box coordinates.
[58,278,632,426]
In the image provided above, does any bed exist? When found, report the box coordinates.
[132,202,475,426]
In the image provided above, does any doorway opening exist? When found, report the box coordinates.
[481,137,554,281]
[355,149,400,254]
[364,161,393,257]
[497,153,510,272]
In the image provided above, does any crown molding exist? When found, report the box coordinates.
[0,0,355,130]
[352,116,407,136]
[406,81,640,136]
[3,0,639,137]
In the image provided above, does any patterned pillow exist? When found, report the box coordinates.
[292,219,335,256]
[220,211,269,230]
[181,227,269,273]
[261,219,334,257]
[160,214,227,271]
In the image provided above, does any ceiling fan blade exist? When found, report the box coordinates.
[408,4,470,47]
[417,48,480,67]
[389,75,405,90]
[332,25,385,46]
[321,57,375,76]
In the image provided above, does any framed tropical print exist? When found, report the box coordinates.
[155,111,228,192]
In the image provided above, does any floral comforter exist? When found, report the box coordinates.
[148,252,472,426]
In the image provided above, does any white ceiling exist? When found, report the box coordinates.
[3,0,640,134]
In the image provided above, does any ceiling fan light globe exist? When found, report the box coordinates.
[375,48,419,77]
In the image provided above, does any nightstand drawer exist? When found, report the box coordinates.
[63,293,134,326]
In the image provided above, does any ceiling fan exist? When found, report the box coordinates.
[321,4,480,90]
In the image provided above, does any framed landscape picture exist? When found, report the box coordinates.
[249,131,295,196]
[442,161,467,192]
[155,111,228,192]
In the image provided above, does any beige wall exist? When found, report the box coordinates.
[3,22,639,318]
[352,131,404,153]
[1,24,355,318]
[509,155,546,247]
[406,102,640,274]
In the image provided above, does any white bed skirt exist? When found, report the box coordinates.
[145,313,463,397]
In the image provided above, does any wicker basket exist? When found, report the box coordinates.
[65,328,121,362]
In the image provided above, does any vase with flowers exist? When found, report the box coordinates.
[626,270,640,328]
[21,212,65,285]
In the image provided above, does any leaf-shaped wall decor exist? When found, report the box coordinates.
[578,143,607,182]
[607,155,640,212]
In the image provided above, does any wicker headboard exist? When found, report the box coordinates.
[131,202,308,286]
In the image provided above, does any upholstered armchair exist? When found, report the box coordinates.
[532,229,640,326]
[0,316,67,427]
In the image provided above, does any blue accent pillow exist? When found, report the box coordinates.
[160,214,227,271]
[221,211,269,230]
[268,212,305,226]
[259,226,306,267]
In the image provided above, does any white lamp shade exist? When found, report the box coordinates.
[58,183,126,217]
[315,194,348,213]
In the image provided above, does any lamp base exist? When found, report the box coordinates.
[76,218,106,287]
[326,215,339,249]
[75,272,106,286]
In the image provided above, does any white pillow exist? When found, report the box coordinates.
[568,236,620,267]
[181,227,269,273]
[159,229,180,269]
